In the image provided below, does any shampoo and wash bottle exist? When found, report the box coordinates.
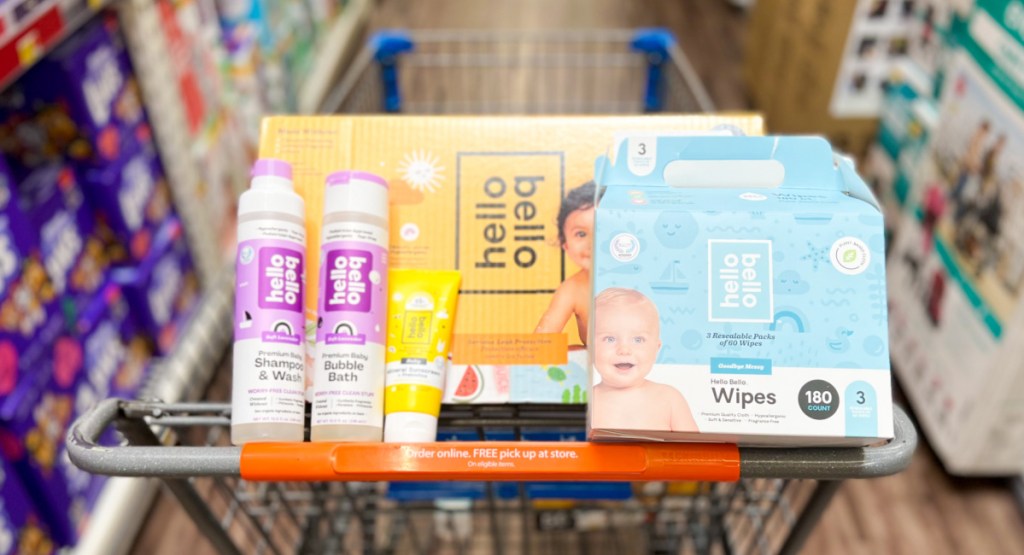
[231,159,307,445]
[311,171,389,442]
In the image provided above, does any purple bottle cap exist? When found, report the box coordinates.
[326,170,389,188]
[251,158,293,180]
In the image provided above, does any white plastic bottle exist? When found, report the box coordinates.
[231,159,307,444]
[311,171,389,442]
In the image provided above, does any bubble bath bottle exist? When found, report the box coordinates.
[311,171,389,442]
[231,159,306,444]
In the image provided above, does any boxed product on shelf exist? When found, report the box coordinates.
[157,0,249,230]
[745,0,968,158]
[16,166,110,305]
[588,135,892,446]
[257,114,764,404]
[0,280,138,546]
[0,336,80,545]
[862,69,940,247]
[0,459,54,555]
[2,14,149,176]
[216,0,286,113]
[112,218,200,354]
[886,1,1024,473]
[0,158,66,405]
[79,141,176,263]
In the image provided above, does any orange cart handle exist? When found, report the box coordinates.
[240,441,741,482]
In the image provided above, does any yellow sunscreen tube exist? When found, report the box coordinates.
[383,269,461,442]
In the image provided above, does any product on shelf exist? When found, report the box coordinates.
[311,171,389,442]
[80,141,176,264]
[744,0,969,158]
[0,159,65,406]
[1,279,140,546]
[383,269,461,443]
[0,14,149,178]
[231,159,306,444]
[863,70,940,248]
[111,218,199,355]
[257,115,764,406]
[17,166,110,309]
[0,459,54,555]
[589,136,892,445]
[887,0,1024,473]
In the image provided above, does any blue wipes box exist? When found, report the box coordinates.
[588,135,893,446]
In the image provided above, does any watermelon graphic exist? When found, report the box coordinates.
[452,365,484,402]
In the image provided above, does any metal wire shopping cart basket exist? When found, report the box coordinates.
[69,399,916,555]
[321,28,715,114]
[68,28,916,555]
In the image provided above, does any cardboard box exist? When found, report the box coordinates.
[589,136,892,445]
[257,115,764,404]
[886,1,1024,472]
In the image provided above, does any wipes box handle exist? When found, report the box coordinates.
[595,136,880,209]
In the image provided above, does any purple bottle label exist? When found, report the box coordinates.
[325,249,372,313]
[258,247,303,311]
[236,239,305,344]
[318,242,387,346]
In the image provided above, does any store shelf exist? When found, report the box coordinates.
[73,270,233,555]
[117,0,222,284]
[298,0,372,113]
[0,0,112,90]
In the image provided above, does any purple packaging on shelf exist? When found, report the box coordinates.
[16,166,110,306]
[113,218,199,354]
[80,141,176,264]
[0,459,55,555]
[73,281,152,400]
[0,280,136,547]
[0,335,80,545]
[0,14,150,180]
[0,158,65,407]
[26,15,146,165]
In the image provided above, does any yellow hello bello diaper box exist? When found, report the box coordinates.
[257,115,763,404]
[589,135,894,445]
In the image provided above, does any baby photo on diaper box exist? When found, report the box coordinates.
[589,135,894,446]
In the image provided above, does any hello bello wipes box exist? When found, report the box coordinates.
[589,136,893,445]
[257,115,763,405]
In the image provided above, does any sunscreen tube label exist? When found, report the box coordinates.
[312,221,388,427]
[233,219,307,426]
[384,270,460,425]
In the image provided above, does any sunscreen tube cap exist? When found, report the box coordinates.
[384,412,438,443]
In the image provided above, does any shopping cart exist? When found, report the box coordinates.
[68,28,916,555]
[321,28,715,114]
[69,399,915,555]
